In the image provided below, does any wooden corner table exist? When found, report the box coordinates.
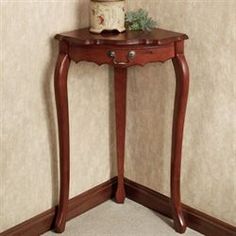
[53,28,189,234]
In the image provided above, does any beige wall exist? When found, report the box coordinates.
[125,0,236,226]
[1,0,235,232]
[1,0,117,232]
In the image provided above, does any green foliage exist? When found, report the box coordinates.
[125,9,157,31]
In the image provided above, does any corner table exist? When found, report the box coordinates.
[53,28,189,234]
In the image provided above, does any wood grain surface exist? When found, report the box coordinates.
[55,28,188,46]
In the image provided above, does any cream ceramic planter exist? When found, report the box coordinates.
[90,0,126,33]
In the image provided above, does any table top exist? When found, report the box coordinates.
[55,28,188,46]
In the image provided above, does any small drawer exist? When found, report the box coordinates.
[69,44,175,67]
[105,46,175,66]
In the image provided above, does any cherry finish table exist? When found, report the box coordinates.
[54,28,189,234]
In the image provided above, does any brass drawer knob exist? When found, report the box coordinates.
[128,50,136,59]
[107,50,136,65]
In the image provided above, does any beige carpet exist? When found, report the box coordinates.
[44,199,202,236]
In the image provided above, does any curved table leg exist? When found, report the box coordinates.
[171,44,189,233]
[114,67,127,203]
[54,45,71,233]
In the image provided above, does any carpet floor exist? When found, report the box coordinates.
[43,199,202,236]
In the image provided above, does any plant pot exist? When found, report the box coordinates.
[90,0,126,34]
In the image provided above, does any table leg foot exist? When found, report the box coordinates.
[115,179,125,203]
[173,210,187,233]
[54,214,66,233]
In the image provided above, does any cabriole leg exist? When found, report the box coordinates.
[171,41,189,234]
[54,42,71,233]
